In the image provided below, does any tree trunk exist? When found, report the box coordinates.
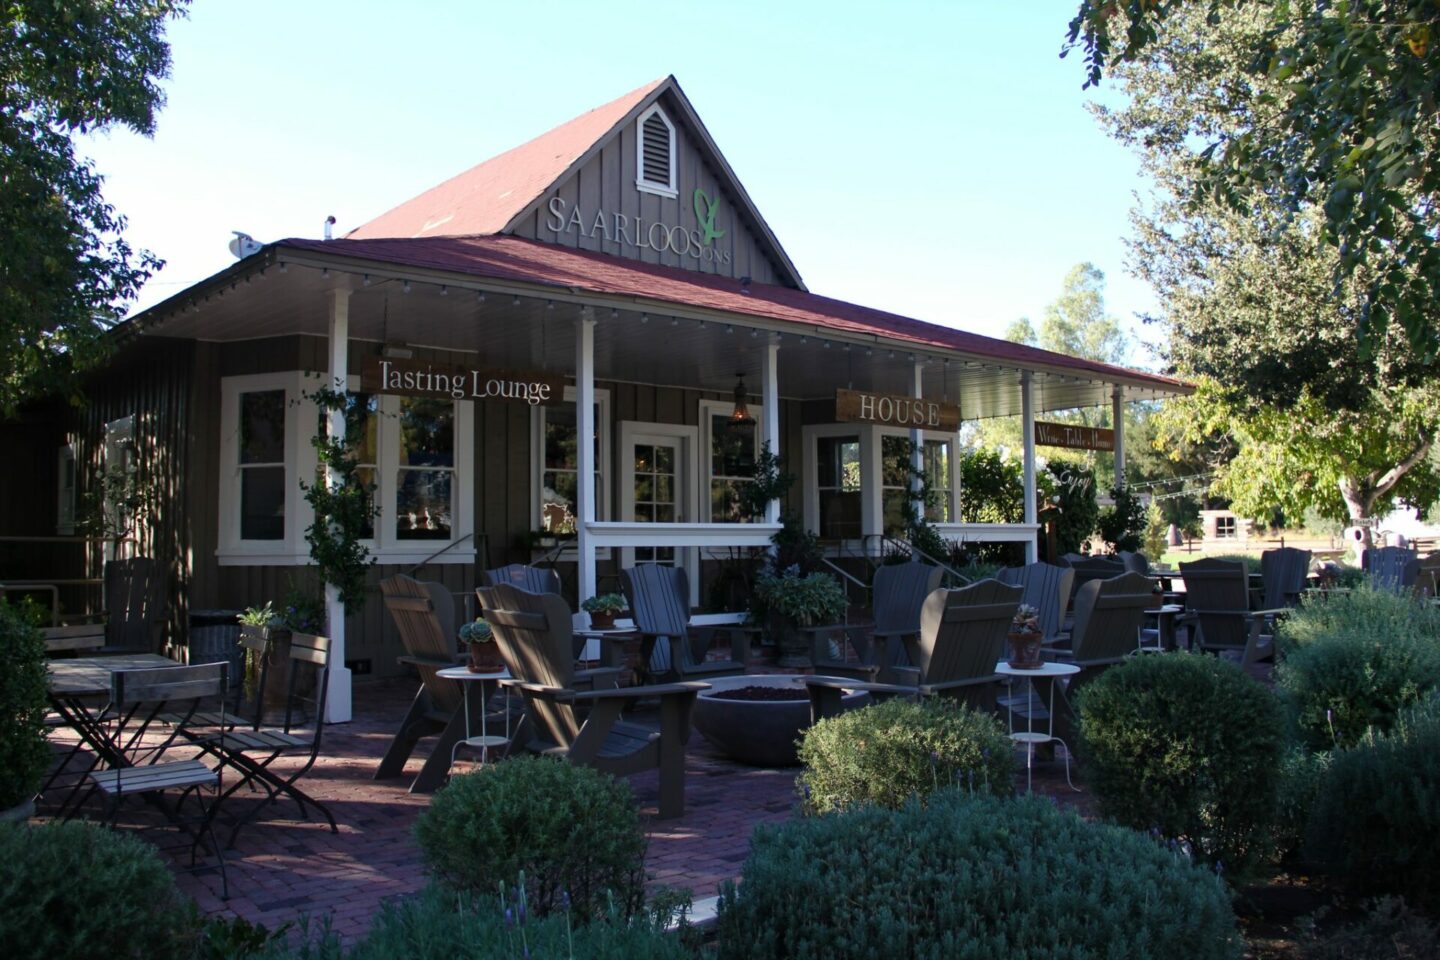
[1338,478,1375,559]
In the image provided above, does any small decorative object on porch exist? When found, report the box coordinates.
[458,619,502,672]
[756,565,849,668]
[581,593,627,630]
[1007,603,1044,670]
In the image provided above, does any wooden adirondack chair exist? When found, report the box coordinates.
[805,579,1021,721]
[620,564,745,682]
[1060,554,1126,607]
[1364,546,1420,594]
[1178,559,1283,666]
[1119,550,1151,575]
[483,564,562,595]
[1416,554,1440,599]
[1260,547,1312,610]
[478,583,707,819]
[996,561,1074,647]
[856,561,944,679]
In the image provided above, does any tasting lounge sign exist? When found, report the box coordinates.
[1034,421,1115,452]
[835,389,961,431]
[362,357,565,406]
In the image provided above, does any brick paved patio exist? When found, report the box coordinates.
[39,674,1098,943]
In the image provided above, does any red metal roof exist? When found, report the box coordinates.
[278,234,1186,391]
[346,78,667,241]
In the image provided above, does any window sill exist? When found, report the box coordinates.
[217,544,477,566]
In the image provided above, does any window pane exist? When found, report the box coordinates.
[542,471,578,534]
[883,490,908,536]
[240,466,285,540]
[817,436,860,490]
[712,416,757,478]
[396,469,452,539]
[240,390,285,464]
[712,479,742,522]
[354,465,377,539]
[399,397,454,467]
[882,435,911,487]
[545,408,578,471]
[819,490,861,539]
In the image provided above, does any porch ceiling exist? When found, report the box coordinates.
[132,256,1180,420]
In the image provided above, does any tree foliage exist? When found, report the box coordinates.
[1066,0,1440,355]
[1,2,187,415]
[1098,3,1440,525]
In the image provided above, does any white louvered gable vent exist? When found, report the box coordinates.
[635,105,677,198]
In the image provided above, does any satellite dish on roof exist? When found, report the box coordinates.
[228,231,263,260]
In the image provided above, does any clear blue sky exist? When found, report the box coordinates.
[82,0,1161,365]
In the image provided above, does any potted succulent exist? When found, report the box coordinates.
[756,565,849,667]
[1006,603,1044,670]
[581,593,628,630]
[458,618,504,672]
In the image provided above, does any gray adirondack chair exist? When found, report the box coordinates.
[1178,559,1283,666]
[996,561,1075,646]
[1061,554,1126,607]
[478,583,707,818]
[1260,547,1313,610]
[1119,550,1151,575]
[836,561,943,680]
[483,563,562,595]
[805,579,1021,721]
[1364,546,1420,594]
[621,564,745,683]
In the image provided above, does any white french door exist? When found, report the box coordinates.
[619,422,699,600]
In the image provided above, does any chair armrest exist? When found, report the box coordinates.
[803,676,916,697]
[1251,607,1291,618]
[397,655,461,669]
[917,676,1000,695]
[568,681,710,701]
[870,627,916,641]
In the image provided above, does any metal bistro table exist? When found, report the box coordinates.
[435,666,511,771]
[45,653,182,811]
[996,659,1081,794]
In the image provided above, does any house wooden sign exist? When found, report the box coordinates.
[835,388,961,431]
[1034,421,1115,452]
[361,356,565,406]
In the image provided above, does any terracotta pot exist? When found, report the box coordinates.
[468,640,505,673]
[1149,593,1164,609]
[1006,631,1044,670]
[588,610,617,630]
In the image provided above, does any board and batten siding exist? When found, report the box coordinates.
[511,98,789,287]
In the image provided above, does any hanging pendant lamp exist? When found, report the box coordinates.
[729,374,756,427]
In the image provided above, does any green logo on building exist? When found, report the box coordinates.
[693,188,726,245]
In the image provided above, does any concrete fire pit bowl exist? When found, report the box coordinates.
[691,674,871,767]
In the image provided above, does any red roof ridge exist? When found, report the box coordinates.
[346,77,670,241]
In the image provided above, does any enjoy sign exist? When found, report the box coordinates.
[361,357,565,406]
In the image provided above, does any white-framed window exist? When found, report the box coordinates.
[699,398,766,523]
[532,387,612,536]
[1216,515,1237,539]
[803,423,866,542]
[635,105,677,198]
[219,373,475,565]
[56,442,77,535]
[880,431,957,534]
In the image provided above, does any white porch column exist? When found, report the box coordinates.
[910,361,925,533]
[1112,384,1126,488]
[1021,371,1038,564]
[324,288,353,723]
[761,340,780,525]
[576,312,598,603]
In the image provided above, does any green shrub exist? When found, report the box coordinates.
[1295,896,1439,960]
[1076,652,1285,880]
[0,602,49,810]
[796,698,1014,813]
[0,821,197,960]
[1305,696,1440,906]
[1275,587,1440,749]
[1273,746,1330,862]
[277,886,691,960]
[414,757,645,920]
[715,792,1241,960]
[1210,552,1261,574]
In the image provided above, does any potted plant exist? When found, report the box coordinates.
[756,565,849,667]
[239,590,324,722]
[458,618,504,672]
[1150,580,1165,608]
[0,603,49,821]
[1006,603,1044,670]
[581,593,627,630]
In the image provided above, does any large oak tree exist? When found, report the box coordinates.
[1,1,187,415]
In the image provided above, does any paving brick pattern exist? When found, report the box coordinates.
[39,675,1098,942]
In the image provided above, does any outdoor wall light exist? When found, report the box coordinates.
[729,375,756,427]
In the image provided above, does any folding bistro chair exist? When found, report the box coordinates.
[85,661,230,898]
[191,632,337,848]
